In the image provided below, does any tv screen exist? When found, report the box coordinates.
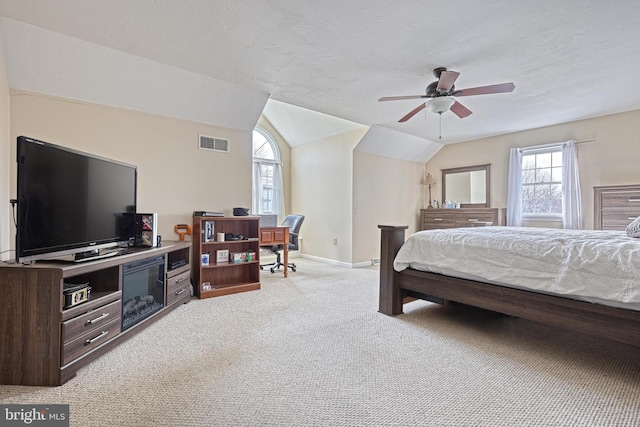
[17,136,137,263]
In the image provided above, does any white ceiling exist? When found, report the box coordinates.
[1,0,639,160]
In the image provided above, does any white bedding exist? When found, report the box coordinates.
[393,227,640,309]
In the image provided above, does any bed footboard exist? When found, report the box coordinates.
[378,225,408,316]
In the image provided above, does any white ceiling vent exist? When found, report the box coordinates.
[199,134,230,153]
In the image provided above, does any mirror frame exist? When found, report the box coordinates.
[441,163,491,208]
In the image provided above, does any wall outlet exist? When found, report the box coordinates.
[333,238,338,245]
[371,258,380,265]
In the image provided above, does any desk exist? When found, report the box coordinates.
[259,226,290,277]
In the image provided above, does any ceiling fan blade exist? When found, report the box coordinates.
[436,70,460,92]
[399,103,427,122]
[454,82,515,97]
[379,95,428,102]
[450,101,473,118]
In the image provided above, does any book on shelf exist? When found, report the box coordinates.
[193,210,224,217]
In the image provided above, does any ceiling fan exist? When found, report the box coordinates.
[379,67,515,123]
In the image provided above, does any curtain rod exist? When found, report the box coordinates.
[518,138,595,152]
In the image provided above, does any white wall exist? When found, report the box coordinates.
[426,109,640,229]
[291,127,366,265]
[7,91,253,250]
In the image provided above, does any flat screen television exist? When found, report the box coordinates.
[16,136,137,263]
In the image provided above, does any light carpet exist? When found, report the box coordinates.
[1,259,639,426]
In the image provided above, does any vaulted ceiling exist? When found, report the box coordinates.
[1,1,639,162]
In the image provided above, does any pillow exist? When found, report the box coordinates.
[626,215,640,238]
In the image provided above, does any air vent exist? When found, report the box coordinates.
[199,135,230,153]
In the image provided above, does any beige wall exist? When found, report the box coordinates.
[353,151,423,265]
[426,109,640,229]
[291,127,366,265]
[289,129,423,267]
[0,35,10,260]
[7,91,253,250]
[6,88,637,265]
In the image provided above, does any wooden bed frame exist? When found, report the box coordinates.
[378,225,640,347]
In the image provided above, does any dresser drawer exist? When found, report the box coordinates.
[61,299,121,345]
[422,212,455,229]
[601,190,640,209]
[167,270,191,305]
[420,208,505,230]
[454,212,495,227]
[62,318,121,365]
[602,211,639,230]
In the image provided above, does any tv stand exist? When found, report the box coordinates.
[0,241,191,386]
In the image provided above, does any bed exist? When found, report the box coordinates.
[378,225,640,347]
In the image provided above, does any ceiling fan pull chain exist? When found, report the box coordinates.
[439,113,443,140]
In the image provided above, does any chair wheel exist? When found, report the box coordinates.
[259,266,264,270]
[270,268,275,273]
[291,267,296,272]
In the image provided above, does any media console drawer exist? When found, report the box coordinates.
[62,299,122,344]
[166,269,191,306]
[62,318,121,366]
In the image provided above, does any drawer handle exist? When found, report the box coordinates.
[175,288,187,296]
[433,218,443,221]
[630,216,638,220]
[175,277,187,284]
[630,198,640,202]
[85,330,109,345]
[467,219,479,222]
[86,313,110,325]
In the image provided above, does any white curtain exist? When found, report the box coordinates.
[251,160,264,215]
[272,162,285,222]
[562,139,583,229]
[251,160,285,221]
[506,148,523,226]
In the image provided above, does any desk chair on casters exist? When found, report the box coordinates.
[260,214,304,273]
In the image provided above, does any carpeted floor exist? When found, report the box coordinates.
[1,258,639,426]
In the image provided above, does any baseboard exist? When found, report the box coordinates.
[300,254,372,269]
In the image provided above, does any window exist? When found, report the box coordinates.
[521,147,563,218]
[252,128,284,217]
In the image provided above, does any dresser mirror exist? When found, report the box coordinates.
[441,164,491,208]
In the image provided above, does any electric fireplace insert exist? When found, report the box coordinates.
[121,255,165,330]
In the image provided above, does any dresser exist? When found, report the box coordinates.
[420,208,506,230]
[594,184,640,230]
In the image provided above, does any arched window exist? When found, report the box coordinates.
[252,128,284,218]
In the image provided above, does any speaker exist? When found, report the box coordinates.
[134,213,158,247]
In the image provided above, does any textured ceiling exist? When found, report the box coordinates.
[1,0,639,153]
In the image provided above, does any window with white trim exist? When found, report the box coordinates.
[252,128,282,215]
[522,146,563,218]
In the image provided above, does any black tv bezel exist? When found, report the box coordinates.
[16,136,137,263]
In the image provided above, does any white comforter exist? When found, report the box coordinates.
[393,227,640,308]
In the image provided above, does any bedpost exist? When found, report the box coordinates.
[378,225,408,316]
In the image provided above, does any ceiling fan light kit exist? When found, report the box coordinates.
[427,96,455,114]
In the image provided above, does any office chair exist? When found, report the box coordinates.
[260,214,305,273]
